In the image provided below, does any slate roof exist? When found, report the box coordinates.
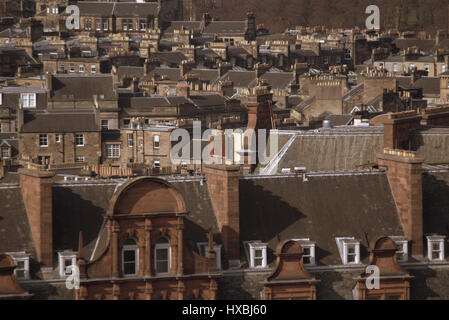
[239,173,404,266]
[258,72,294,90]
[51,74,116,100]
[21,112,100,133]
[203,21,246,36]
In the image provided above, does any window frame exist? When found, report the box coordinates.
[101,120,109,131]
[106,144,121,159]
[39,134,48,147]
[293,238,316,265]
[127,133,134,147]
[75,134,84,147]
[58,251,77,277]
[390,236,408,262]
[336,237,361,265]
[154,238,171,275]
[427,235,446,261]
[153,135,160,149]
[21,93,37,108]
[245,241,268,269]
[197,242,222,270]
[7,252,30,280]
[122,240,139,277]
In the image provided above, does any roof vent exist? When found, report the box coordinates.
[281,168,291,174]
[294,167,307,173]
[322,119,333,129]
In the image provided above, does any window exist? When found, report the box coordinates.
[393,63,399,72]
[21,93,36,108]
[1,148,9,159]
[106,144,120,158]
[245,241,268,269]
[55,134,61,143]
[95,19,101,31]
[103,19,108,31]
[127,133,133,147]
[181,161,188,169]
[390,236,408,262]
[424,64,430,72]
[85,18,92,31]
[122,239,138,276]
[101,120,109,131]
[75,156,84,163]
[91,65,97,74]
[336,237,360,265]
[58,251,77,277]
[78,64,84,73]
[410,64,415,71]
[39,134,48,147]
[69,63,75,72]
[140,20,146,31]
[294,238,316,265]
[75,134,84,146]
[153,135,160,149]
[427,235,445,261]
[7,252,30,280]
[155,238,171,274]
[197,242,222,270]
[59,64,65,73]
[123,119,131,129]
[38,156,50,165]
[153,160,160,169]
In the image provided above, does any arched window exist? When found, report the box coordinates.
[154,237,171,275]
[122,238,138,276]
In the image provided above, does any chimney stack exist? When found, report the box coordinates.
[204,165,241,267]
[18,168,55,268]
[377,150,424,258]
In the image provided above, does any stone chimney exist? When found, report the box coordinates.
[377,149,423,258]
[204,165,241,266]
[383,111,422,150]
[18,168,55,268]
[245,12,256,41]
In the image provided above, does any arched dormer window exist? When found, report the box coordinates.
[122,238,138,276]
[155,237,171,275]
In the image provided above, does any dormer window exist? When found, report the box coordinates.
[58,251,77,277]
[122,238,138,276]
[293,238,316,265]
[7,252,30,280]
[197,242,222,270]
[390,236,408,262]
[336,237,360,265]
[427,235,446,261]
[245,241,268,269]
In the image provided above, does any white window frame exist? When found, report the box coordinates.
[127,133,133,147]
[75,134,84,147]
[390,236,408,262]
[197,242,222,270]
[58,251,77,277]
[7,252,30,280]
[122,242,139,277]
[154,240,171,275]
[39,134,48,147]
[336,237,360,265]
[293,238,316,266]
[442,65,446,73]
[427,235,446,261]
[75,155,85,163]
[55,134,61,143]
[21,93,36,108]
[78,64,85,73]
[90,65,97,74]
[123,119,131,129]
[106,144,120,158]
[153,160,161,169]
[245,241,268,269]
[153,135,160,149]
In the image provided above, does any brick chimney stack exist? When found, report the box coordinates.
[18,168,55,268]
[383,111,422,150]
[204,165,240,266]
[378,149,423,258]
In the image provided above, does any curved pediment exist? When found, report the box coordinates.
[108,177,188,216]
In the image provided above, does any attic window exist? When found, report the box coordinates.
[427,235,446,261]
[58,251,77,277]
[390,236,408,262]
[244,241,268,269]
[197,242,222,270]
[293,238,316,265]
[7,252,30,280]
[336,237,360,265]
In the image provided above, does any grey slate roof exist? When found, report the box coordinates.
[21,113,100,133]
